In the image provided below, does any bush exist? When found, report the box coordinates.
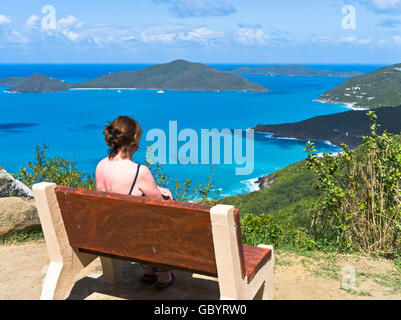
[305,111,401,254]
[145,159,220,204]
[13,144,220,204]
[240,213,316,250]
[12,144,96,190]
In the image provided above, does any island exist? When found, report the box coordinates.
[8,74,71,93]
[317,63,401,109]
[0,60,268,93]
[0,77,26,86]
[229,65,364,78]
[71,59,267,92]
[253,105,401,148]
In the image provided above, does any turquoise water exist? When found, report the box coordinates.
[0,64,383,197]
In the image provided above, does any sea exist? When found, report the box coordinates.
[0,64,384,198]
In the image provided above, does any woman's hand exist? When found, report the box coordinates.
[157,186,173,200]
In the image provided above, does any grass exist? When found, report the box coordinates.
[357,270,401,294]
[0,230,44,245]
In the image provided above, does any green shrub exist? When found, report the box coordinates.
[240,213,317,250]
[305,111,401,254]
[145,159,220,204]
[12,144,96,190]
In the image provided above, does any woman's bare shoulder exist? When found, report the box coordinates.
[96,157,109,171]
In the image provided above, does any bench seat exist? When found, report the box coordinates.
[243,245,272,283]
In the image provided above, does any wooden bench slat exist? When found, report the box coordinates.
[55,186,219,277]
[243,245,272,283]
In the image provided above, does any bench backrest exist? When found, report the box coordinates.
[54,186,244,277]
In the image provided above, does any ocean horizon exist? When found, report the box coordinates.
[0,63,385,198]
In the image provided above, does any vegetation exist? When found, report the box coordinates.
[0,230,44,245]
[5,112,401,258]
[218,160,318,228]
[9,74,71,93]
[230,65,363,78]
[254,105,401,148]
[0,77,26,86]
[145,159,220,204]
[12,144,96,190]
[241,213,316,250]
[305,112,401,255]
[318,63,401,109]
[2,60,268,93]
[72,59,268,92]
[222,111,401,256]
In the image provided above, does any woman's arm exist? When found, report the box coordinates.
[137,165,164,199]
[157,186,173,200]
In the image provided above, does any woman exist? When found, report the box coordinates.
[95,115,175,289]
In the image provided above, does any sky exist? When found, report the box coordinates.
[0,0,400,63]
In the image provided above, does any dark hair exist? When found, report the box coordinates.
[103,116,142,159]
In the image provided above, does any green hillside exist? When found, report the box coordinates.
[318,63,401,109]
[0,77,26,86]
[230,65,363,77]
[9,74,71,93]
[218,160,318,227]
[72,59,267,92]
[253,105,401,148]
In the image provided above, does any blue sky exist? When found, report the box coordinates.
[0,0,400,63]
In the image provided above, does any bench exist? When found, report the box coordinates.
[32,182,274,300]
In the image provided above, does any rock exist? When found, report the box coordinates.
[256,174,277,190]
[0,168,34,198]
[0,197,41,237]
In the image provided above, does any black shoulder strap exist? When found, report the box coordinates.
[129,164,141,195]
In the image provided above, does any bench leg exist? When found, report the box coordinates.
[41,261,78,300]
[100,257,124,285]
[263,266,274,300]
[41,249,97,300]
[257,244,274,300]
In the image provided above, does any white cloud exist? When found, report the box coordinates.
[153,0,236,18]
[355,0,401,13]
[340,36,372,45]
[25,15,40,30]
[38,15,84,42]
[7,30,29,44]
[176,27,222,45]
[58,15,84,30]
[0,14,11,25]
[394,35,401,43]
[232,25,270,47]
[371,0,401,11]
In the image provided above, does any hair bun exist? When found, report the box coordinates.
[103,116,142,159]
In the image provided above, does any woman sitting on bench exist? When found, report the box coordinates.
[95,115,175,289]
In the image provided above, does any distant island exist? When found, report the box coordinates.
[253,105,401,148]
[8,74,71,93]
[0,77,27,87]
[1,60,267,93]
[229,65,364,78]
[72,59,267,92]
[317,63,401,109]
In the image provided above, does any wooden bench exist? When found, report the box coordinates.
[32,182,274,300]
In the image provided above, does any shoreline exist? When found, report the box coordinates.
[70,87,264,93]
[314,98,370,111]
[254,130,342,148]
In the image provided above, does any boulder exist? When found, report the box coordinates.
[0,197,40,237]
[0,168,33,198]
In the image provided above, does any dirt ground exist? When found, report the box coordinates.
[0,240,400,300]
